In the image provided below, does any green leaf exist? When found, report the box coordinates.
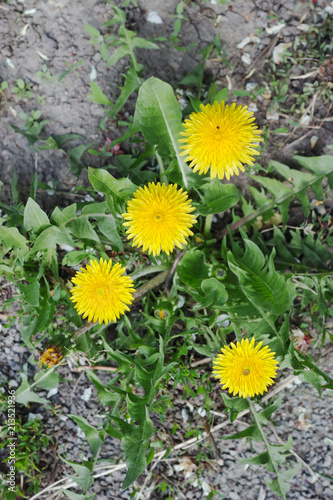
[51,204,77,225]
[60,456,93,493]
[68,217,100,243]
[133,77,194,190]
[266,463,302,500]
[18,279,40,307]
[250,175,291,225]
[200,278,228,307]
[87,81,112,105]
[98,216,123,251]
[116,406,154,489]
[0,225,29,260]
[227,239,295,316]
[63,491,95,500]
[88,167,137,199]
[84,24,101,38]
[197,180,239,216]
[30,226,74,253]
[23,197,50,232]
[15,373,48,405]
[86,371,119,405]
[34,369,60,390]
[52,133,84,148]
[112,67,143,117]
[177,249,210,288]
[68,143,94,176]
[68,415,104,458]
[224,423,262,441]
[214,87,228,104]
[189,95,202,112]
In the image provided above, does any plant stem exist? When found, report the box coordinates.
[248,398,280,477]
[203,214,213,237]
[155,146,168,185]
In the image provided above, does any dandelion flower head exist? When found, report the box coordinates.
[179,101,262,180]
[39,345,63,369]
[122,182,197,256]
[70,257,135,325]
[213,337,279,398]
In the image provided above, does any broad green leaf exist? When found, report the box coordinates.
[68,415,104,458]
[197,180,239,216]
[250,176,291,225]
[266,463,302,500]
[68,217,100,243]
[68,143,94,176]
[84,24,101,37]
[214,87,228,104]
[63,491,95,500]
[133,77,193,189]
[200,278,228,307]
[239,155,333,232]
[51,204,77,225]
[98,216,123,251]
[86,371,119,405]
[15,373,48,405]
[60,456,93,493]
[18,279,40,306]
[227,239,295,315]
[0,225,29,260]
[88,167,137,198]
[34,369,60,390]
[116,406,154,489]
[177,249,210,289]
[62,250,95,266]
[23,197,50,232]
[112,67,143,117]
[87,81,112,106]
[107,45,131,66]
[52,133,84,148]
[30,226,74,253]
[224,424,262,441]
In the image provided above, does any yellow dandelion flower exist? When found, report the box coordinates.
[70,258,135,325]
[122,182,197,256]
[158,309,166,320]
[212,337,279,398]
[179,101,262,180]
[39,345,64,369]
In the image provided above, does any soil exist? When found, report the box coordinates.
[1,0,333,499]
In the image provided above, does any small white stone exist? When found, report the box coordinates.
[89,66,97,81]
[266,22,285,35]
[310,135,318,149]
[299,113,311,127]
[248,103,258,113]
[80,387,92,401]
[297,23,309,32]
[181,408,189,422]
[197,407,207,418]
[241,53,251,66]
[272,42,292,64]
[246,82,258,92]
[6,58,15,69]
[28,413,43,421]
[8,379,18,388]
[237,34,260,49]
[77,426,86,439]
[266,104,280,121]
[47,387,58,398]
[23,8,36,15]
[146,11,163,24]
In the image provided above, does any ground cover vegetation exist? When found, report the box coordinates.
[0,0,333,499]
